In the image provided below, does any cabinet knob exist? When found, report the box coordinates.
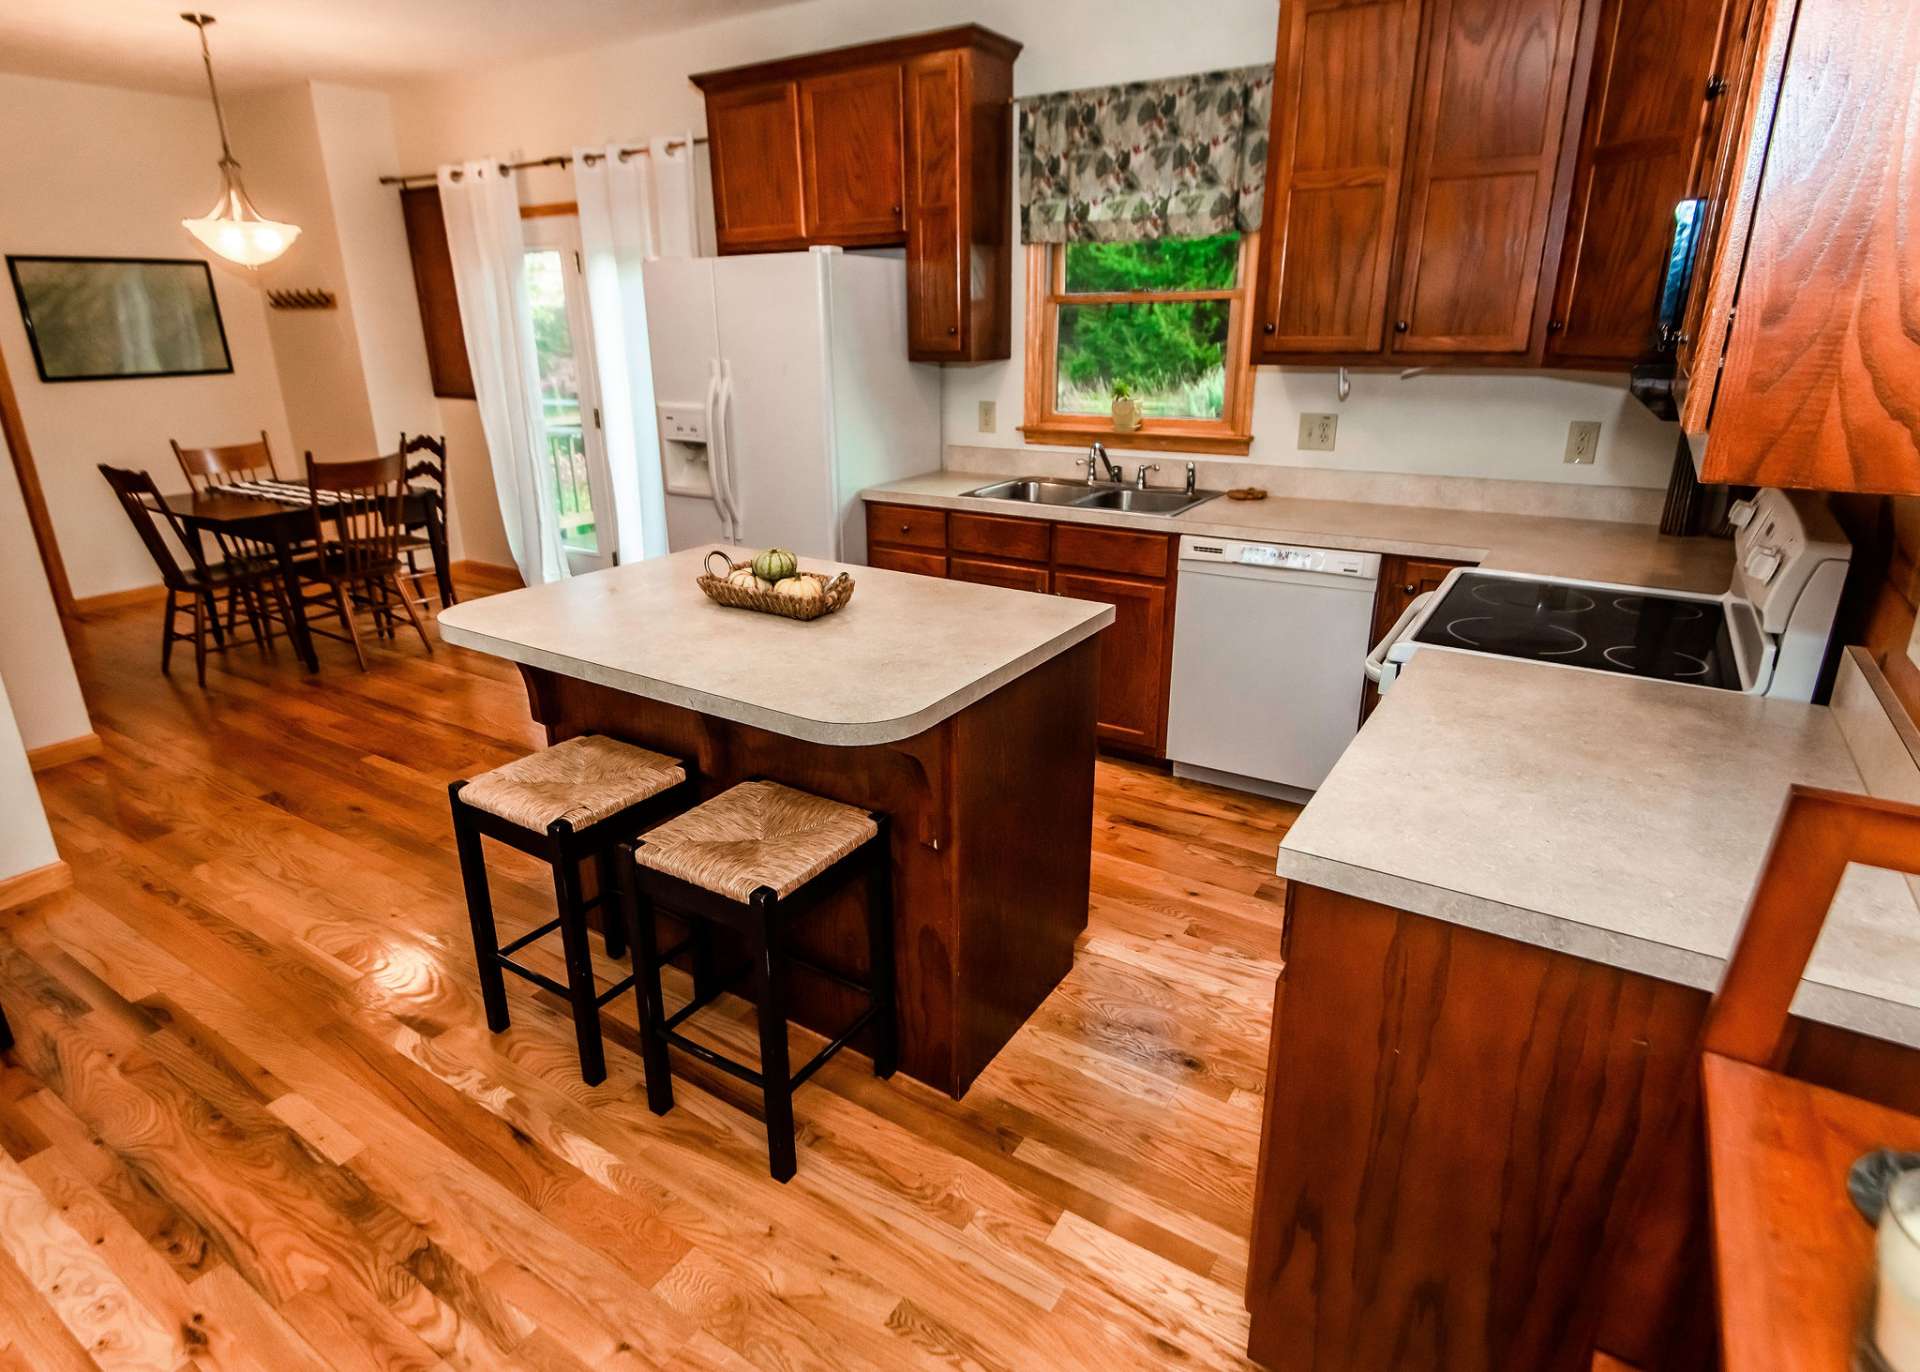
[1262,321,1276,335]
[1546,319,1563,334]
[1394,320,1409,333]
[899,523,910,534]
[892,204,902,215]
[946,325,958,336]
[1402,583,1417,595]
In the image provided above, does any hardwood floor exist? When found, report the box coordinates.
[0,587,1294,1371]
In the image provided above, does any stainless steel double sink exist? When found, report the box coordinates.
[963,478,1222,517]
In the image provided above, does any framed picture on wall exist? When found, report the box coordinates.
[6,255,234,382]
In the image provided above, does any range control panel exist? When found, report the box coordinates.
[1179,537,1379,579]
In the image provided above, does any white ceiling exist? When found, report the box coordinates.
[0,0,810,96]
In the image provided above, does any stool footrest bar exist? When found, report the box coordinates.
[497,956,573,1000]
[497,917,562,958]
[791,1006,877,1091]
[661,1028,765,1088]
[785,953,868,996]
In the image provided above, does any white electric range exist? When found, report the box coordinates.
[1365,488,1851,701]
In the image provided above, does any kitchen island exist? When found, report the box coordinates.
[438,547,1114,1096]
[1244,648,1920,1372]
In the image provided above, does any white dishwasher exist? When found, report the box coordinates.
[1166,535,1380,799]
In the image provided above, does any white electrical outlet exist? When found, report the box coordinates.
[1564,420,1601,465]
[977,400,996,433]
[1298,413,1338,451]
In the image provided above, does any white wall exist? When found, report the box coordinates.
[0,677,60,882]
[0,73,297,600]
[0,422,90,752]
[379,0,1679,565]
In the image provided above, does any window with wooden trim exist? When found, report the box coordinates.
[1022,232,1257,455]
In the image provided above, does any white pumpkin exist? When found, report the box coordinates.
[775,575,822,602]
[728,568,774,592]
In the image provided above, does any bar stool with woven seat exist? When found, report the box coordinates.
[449,735,693,1084]
[613,780,896,1182]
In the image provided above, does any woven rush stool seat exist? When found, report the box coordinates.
[614,781,895,1182]
[448,735,693,1085]
[462,735,685,832]
[632,780,877,902]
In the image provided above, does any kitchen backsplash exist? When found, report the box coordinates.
[942,444,1667,525]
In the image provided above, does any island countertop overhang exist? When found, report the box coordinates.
[437,547,1115,747]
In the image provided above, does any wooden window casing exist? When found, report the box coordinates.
[1021,235,1258,456]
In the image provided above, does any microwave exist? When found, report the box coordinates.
[1629,197,1706,420]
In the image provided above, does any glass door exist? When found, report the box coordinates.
[521,217,614,573]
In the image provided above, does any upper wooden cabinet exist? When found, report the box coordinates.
[692,26,1020,363]
[1545,0,1737,365]
[1255,0,1740,371]
[1677,0,1920,495]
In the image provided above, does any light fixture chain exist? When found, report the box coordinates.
[182,14,237,166]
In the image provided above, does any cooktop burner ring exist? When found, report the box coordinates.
[1444,615,1589,656]
[1611,594,1707,622]
[1603,643,1711,678]
[1469,580,1597,614]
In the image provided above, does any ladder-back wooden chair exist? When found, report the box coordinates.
[171,431,280,492]
[396,431,453,615]
[98,464,286,685]
[296,452,433,670]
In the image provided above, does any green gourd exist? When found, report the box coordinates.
[752,548,798,583]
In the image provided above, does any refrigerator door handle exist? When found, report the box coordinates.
[704,360,735,541]
[716,361,741,539]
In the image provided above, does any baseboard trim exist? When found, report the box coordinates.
[26,733,102,772]
[452,560,524,593]
[73,583,167,616]
[0,859,71,912]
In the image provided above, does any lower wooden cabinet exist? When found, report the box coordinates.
[1051,570,1172,753]
[949,555,1049,593]
[866,502,1177,755]
[1359,553,1472,722]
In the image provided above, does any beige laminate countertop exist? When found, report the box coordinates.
[1277,650,1920,1047]
[437,546,1113,746]
[862,470,1734,593]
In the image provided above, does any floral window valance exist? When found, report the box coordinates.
[1018,63,1274,244]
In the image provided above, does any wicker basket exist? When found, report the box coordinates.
[697,551,855,622]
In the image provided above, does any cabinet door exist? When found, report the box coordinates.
[904,49,966,356]
[1053,570,1171,754]
[800,64,906,244]
[1390,0,1586,355]
[950,555,1051,594]
[1695,0,1920,494]
[868,546,948,579]
[1545,0,1734,365]
[1255,0,1425,357]
[707,81,807,252]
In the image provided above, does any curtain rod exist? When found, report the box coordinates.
[377,136,707,187]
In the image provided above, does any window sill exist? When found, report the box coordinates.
[1016,422,1252,456]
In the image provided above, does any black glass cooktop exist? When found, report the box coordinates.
[1411,573,1739,689]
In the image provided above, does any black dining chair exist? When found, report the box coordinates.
[396,432,453,616]
[99,464,288,685]
[292,452,434,670]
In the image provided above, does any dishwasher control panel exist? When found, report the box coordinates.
[1178,537,1378,579]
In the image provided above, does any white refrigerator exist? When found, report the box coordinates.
[641,247,941,562]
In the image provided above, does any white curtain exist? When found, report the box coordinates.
[570,135,699,564]
[437,160,570,585]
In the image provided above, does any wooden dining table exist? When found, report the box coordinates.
[158,488,450,673]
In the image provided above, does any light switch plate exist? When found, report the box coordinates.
[1298,413,1337,451]
[977,400,996,433]
[1564,420,1601,464]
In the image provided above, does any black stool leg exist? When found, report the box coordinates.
[0,998,12,1053]
[449,782,510,1033]
[618,850,675,1116]
[865,820,898,1080]
[594,849,627,960]
[748,890,797,1183]
[690,921,721,1002]
[548,820,607,1086]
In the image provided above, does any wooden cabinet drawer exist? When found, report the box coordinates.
[1053,524,1171,579]
[948,511,1049,563]
[867,546,947,579]
[949,555,1050,594]
[866,502,947,551]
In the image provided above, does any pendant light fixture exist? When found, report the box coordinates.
[179,13,300,268]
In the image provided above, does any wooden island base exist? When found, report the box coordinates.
[514,637,1100,1098]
